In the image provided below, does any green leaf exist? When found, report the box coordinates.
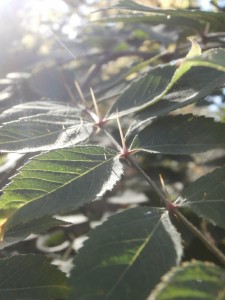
[68,207,183,300]
[0,146,123,238]
[0,113,93,153]
[108,64,176,118]
[0,216,69,249]
[187,48,225,72]
[0,254,69,300]
[0,101,76,123]
[126,66,225,136]
[148,261,225,300]
[108,48,225,118]
[177,166,225,229]
[130,114,225,155]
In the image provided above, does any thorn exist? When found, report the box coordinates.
[116,114,130,159]
[159,174,177,214]
[90,87,100,119]
[74,81,86,106]
[159,174,168,197]
[159,174,171,200]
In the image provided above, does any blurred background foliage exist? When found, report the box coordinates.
[0,0,225,271]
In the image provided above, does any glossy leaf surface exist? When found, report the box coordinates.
[69,207,182,300]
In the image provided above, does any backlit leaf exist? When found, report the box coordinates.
[0,100,81,123]
[68,207,182,300]
[0,114,93,152]
[0,146,123,238]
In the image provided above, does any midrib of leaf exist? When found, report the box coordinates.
[103,214,164,300]
[186,61,225,72]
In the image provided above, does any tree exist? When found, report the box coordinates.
[0,0,225,299]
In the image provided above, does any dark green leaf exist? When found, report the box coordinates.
[177,166,225,229]
[0,114,93,152]
[128,67,225,132]
[0,216,69,249]
[130,114,225,155]
[109,48,225,118]
[68,207,182,300]
[0,254,69,300]
[108,64,176,118]
[148,261,225,300]
[0,146,123,237]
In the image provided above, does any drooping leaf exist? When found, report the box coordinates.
[68,207,183,300]
[177,166,225,229]
[148,261,225,300]
[0,114,93,152]
[0,146,123,238]
[0,254,69,300]
[130,114,225,155]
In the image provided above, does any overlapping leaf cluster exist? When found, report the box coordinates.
[0,1,225,299]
